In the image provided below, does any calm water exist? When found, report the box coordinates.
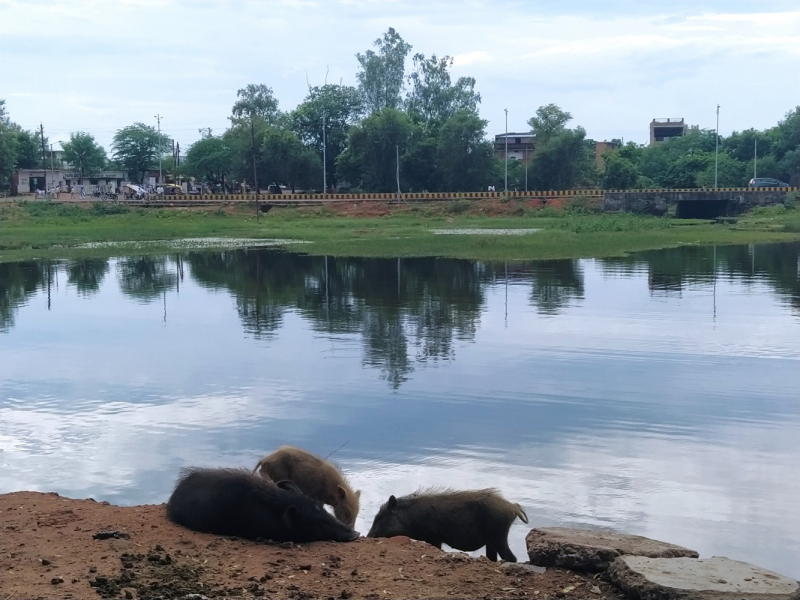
[1,243,798,576]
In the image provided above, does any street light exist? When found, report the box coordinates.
[504,108,508,193]
[322,112,327,193]
[714,104,720,189]
[155,114,163,186]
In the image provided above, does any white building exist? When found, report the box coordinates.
[12,169,128,195]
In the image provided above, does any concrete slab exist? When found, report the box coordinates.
[526,528,698,572]
[609,555,800,600]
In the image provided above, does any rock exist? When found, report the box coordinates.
[526,528,698,572]
[502,562,547,574]
[608,555,800,600]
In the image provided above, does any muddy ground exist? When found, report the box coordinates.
[1,491,624,600]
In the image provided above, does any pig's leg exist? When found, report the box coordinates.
[494,538,517,563]
[486,546,498,562]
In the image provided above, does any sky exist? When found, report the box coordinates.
[1,0,798,153]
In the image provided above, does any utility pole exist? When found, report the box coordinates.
[396,144,401,203]
[49,143,54,170]
[40,123,47,192]
[753,138,757,180]
[524,146,528,192]
[154,114,163,185]
[322,112,327,193]
[714,104,720,189]
[504,109,508,193]
[251,117,259,221]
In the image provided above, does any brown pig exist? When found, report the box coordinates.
[254,445,361,528]
[367,488,528,562]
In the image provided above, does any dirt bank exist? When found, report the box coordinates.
[1,491,623,600]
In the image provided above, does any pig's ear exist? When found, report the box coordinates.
[282,505,299,528]
[276,480,303,495]
[355,490,361,500]
[337,485,348,499]
[388,495,398,513]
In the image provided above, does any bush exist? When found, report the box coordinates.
[564,195,602,215]
[447,200,470,214]
[784,191,799,210]
[90,202,129,216]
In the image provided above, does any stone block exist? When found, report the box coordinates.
[608,555,800,600]
[526,528,698,572]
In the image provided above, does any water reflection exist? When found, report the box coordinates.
[1,242,798,577]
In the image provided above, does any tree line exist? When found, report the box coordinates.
[1,28,798,193]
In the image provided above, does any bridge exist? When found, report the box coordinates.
[6,187,795,218]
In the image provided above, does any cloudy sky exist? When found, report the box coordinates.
[1,0,798,152]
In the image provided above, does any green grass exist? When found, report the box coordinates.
[1,200,797,263]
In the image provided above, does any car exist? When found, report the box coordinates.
[748,177,789,188]
[267,183,282,194]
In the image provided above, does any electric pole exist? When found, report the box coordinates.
[40,123,47,192]
[714,104,720,189]
[154,114,163,185]
[322,112,327,193]
[753,138,757,180]
[396,144,401,202]
[251,117,259,221]
[504,109,508,193]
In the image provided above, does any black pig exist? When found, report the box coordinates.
[166,467,359,543]
[367,488,528,562]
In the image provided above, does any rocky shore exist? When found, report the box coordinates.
[2,491,797,600]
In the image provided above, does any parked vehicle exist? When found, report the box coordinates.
[267,183,282,194]
[162,184,184,196]
[123,184,148,200]
[748,177,789,188]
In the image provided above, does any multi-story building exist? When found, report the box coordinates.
[494,133,535,163]
[649,118,689,145]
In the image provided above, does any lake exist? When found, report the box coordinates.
[1,242,798,577]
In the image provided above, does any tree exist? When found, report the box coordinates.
[527,104,573,143]
[337,108,415,192]
[231,84,281,125]
[291,84,363,187]
[405,53,480,132]
[435,109,496,191]
[0,100,18,191]
[111,123,170,184]
[261,128,321,192]
[602,152,639,189]
[356,28,412,113]
[14,129,40,169]
[183,134,234,187]
[528,126,594,190]
[694,152,747,188]
[62,132,107,178]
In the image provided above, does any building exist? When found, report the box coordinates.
[649,118,699,145]
[11,169,128,195]
[594,139,622,169]
[494,133,535,163]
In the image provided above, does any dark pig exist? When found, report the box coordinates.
[254,445,361,528]
[166,467,359,543]
[367,488,528,562]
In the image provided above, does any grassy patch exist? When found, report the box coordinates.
[1,200,797,263]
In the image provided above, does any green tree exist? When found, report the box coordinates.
[337,108,415,192]
[602,152,639,189]
[62,132,107,178]
[405,54,480,132]
[356,28,412,113]
[112,123,170,184]
[14,129,41,169]
[529,126,594,190]
[183,133,234,187]
[291,84,363,187]
[435,109,496,191]
[261,128,321,192]
[0,100,19,190]
[694,152,746,188]
[527,104,573,143]
[231,84,282,125]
